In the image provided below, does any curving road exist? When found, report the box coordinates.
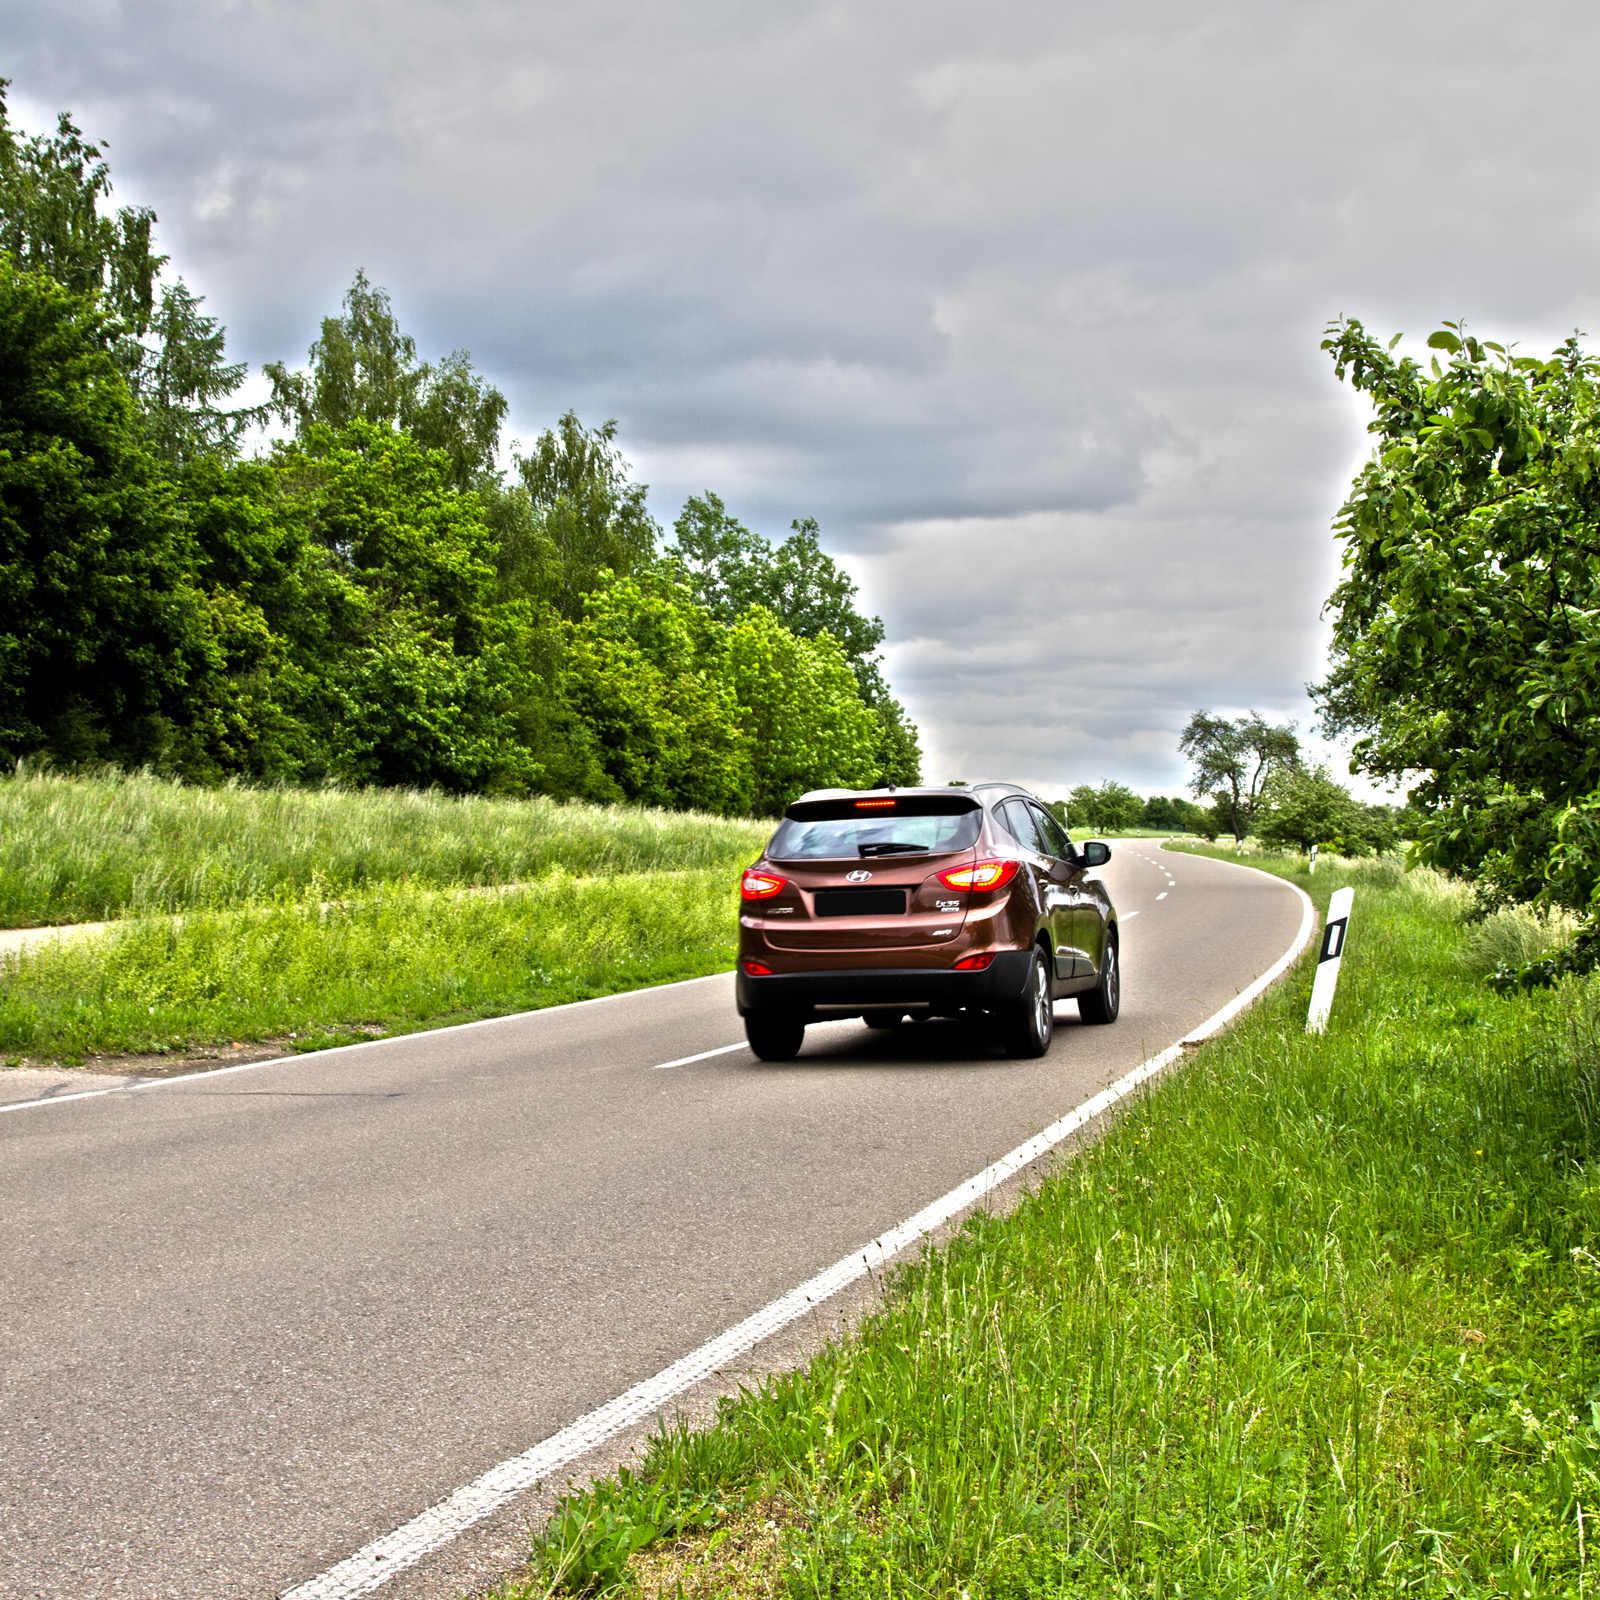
[0,845,1305,1599]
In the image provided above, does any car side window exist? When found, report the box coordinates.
[998,799,1044,854]
[1030,803,1074,861]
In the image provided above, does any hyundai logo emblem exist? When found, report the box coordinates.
[845,869,873,882]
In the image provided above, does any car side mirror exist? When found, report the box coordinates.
[1081,840,1111,868]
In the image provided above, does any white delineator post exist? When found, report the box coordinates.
[1306,886,1353,1034]
[1308,843,1318,875]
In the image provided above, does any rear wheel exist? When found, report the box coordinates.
[745,1012,807,1061]
[1078,934,1120,1024]
[1000,947,1054,1058]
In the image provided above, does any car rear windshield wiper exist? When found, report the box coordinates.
[858,841,929,856]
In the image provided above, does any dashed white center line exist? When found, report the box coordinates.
[1156,891,1168,900]
[652,1042,748,1070]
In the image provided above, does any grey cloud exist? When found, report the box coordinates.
[5,0,1600,794]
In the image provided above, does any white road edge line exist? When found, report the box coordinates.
[279,867,1316,1600]
[0,972,733,1117]
[652,1042,749,1070]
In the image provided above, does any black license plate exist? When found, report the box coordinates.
[813,888,908,918]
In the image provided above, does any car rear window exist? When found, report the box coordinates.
[766,796,982,860]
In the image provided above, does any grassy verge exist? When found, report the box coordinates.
[0,869,738,1063]
[0,768,771,925]
[501,857,1600,1598]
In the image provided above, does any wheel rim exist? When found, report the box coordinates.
[1104,942,1119,1013]
[1033,953,1052,1043]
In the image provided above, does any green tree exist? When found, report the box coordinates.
[1256,764,1359,854]
[559,573,752,814]
[266,271,508,490]
[0,259,212,767]
[1316,318,1600,940]
[672,491,920,786]
[0,82,261,466]
[134,282,265,467]
[513,412,658,617]
[265,423,533,791]
[0,83,156,336]
[1346,802,1401,858]
[1179,711,1299,843]
[673,494,884,685]
[725,608,880,814]
[1139,794,1215,835]
[1060,780,1143,834]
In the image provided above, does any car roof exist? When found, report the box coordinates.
[791,782,1036,806]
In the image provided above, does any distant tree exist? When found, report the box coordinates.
[0,260,209,767]
[134,282,265,467]
[512,412,658,617]
[266,271,507,490]
[0,82,261,465]
[1346,801,1401,858]
[870,695,923,790]
[1059,780,1143,834]
[1139,794,1216,835]
[559,572,752,814]
[1179,711,1299,843]
[0,82,157,337]
[265,422,535,791]
[673,494,885,684]
[724,607,880,814]
[1094,780,1144,833]
[1063,784,1097,831]
[671,491,919,786]
[1256,765,1358,854]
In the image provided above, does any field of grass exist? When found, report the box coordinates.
[1090,827,1202,840]
[502,854,1600,1599]
[0,769,772,925]
[0,868,740,1063]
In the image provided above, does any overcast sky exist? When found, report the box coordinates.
[5,0,1599,799]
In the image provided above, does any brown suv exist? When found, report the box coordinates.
[736,783,1119,1060]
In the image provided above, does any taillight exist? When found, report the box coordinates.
[741,958,774,976]
[937,859,1021,892]
[740,869,787,901]
[955,952,996,970]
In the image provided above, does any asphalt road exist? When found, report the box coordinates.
[0,845,1305,1599]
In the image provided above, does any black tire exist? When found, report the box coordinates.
[999,946,1054,1058]
[1078,933,1120,1025]
[745,1012,806,1061]
[862,1009,904,1030]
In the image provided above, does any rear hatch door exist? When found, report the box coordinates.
[759,794,980,952]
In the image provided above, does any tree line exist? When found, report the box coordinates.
[1176,711,1402,854]
[0,85,919,815]
[1057,745,1403,854]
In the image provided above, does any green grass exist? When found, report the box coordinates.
[1093,827,1203,839]
[0,869,739,1062]
[504,856,1600,1599]
[0,768,771,925]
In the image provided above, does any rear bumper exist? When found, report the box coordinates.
[736,951,1034,1017]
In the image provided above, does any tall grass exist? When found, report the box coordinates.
[506,859,1600,1598]
[0,869,738,1061]
[0,768,771,925]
